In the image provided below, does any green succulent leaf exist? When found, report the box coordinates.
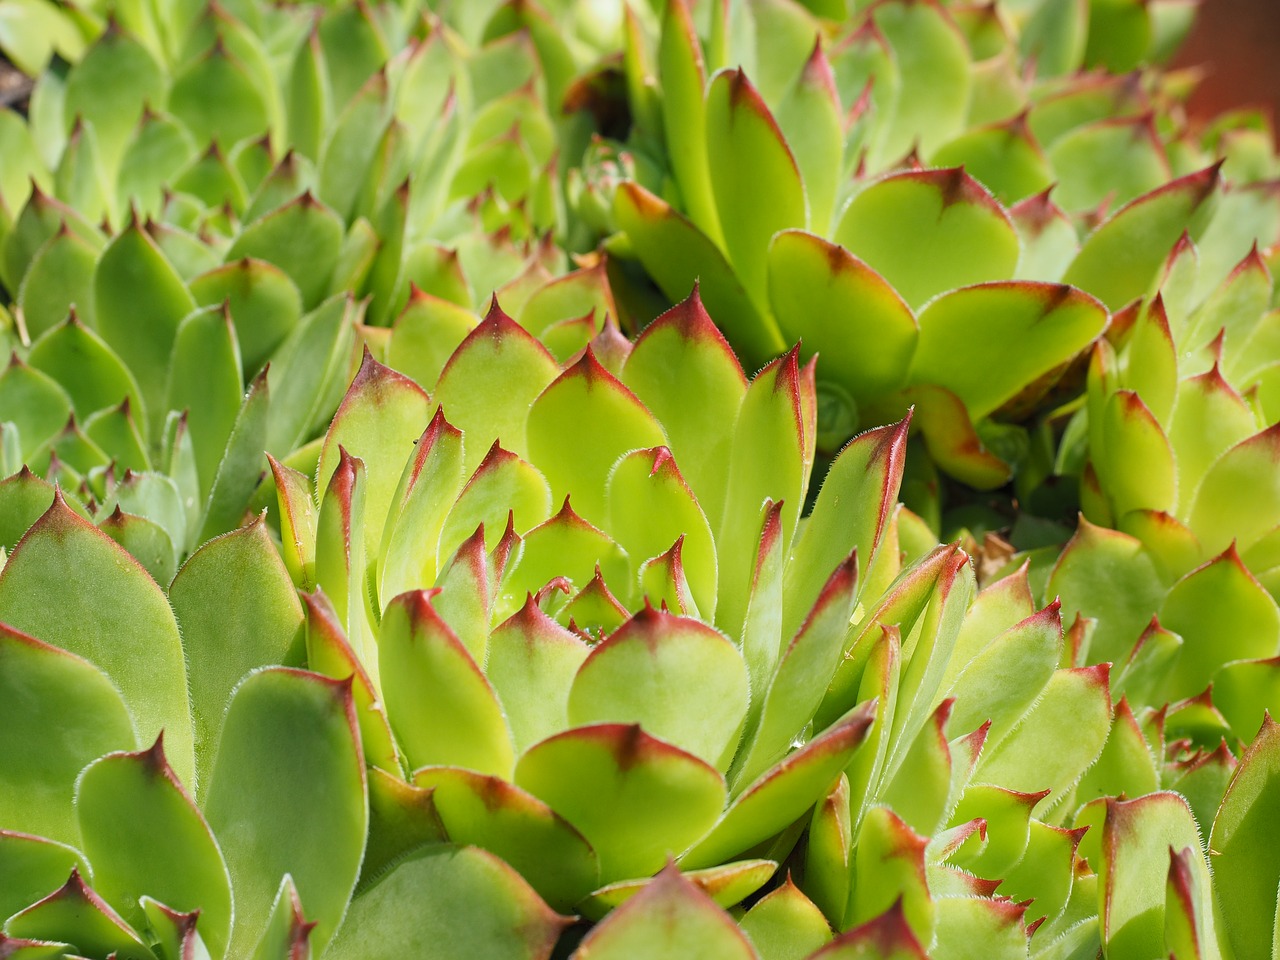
[16,225,98,339]
[202,668,366,957]
[1063,164,1222,310]
[515,723,727,884]
[199,367,270,546]
[613,183,783,370]
[767,231,918,406]
[834,168,1018,311]
[487,597,592,755]
[432,301,561,477]
[225,192,344,309]
[26,316,142,423]
[0,491,193,786]
[413,766,599,912]
[569,605,747,769]
[0,831,89,923]
[683,703,875,870]
[329,843,566,960]
[170,516,305,790]
[380,589,514,777]
[526,350,666,528]
[740,875,832,960]
[572,862,756,959]
[0,622,137,846]
[4,869,155,960]
[76,737,232,958]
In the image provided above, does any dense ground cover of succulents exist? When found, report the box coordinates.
[4,0,1280,955]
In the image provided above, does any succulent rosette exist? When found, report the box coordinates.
[590,0,1280,509]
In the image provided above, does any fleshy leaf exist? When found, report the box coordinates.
[413,766,598,911]
[1063,164,1221,310]
[614,183,782,370]
[514,723,726,884]
[486,597,591,755]
[767,231,917,404]
[170,516,305,790]
[833,168,1019,310]
[569,604,748,769]
[380,590,514,777]
[740,875,833,960]
[225,192,343,309]
[526,349,665,528]
[0,623,136,846]
[910,282,1106,421]
[0,491,193,786]
[1100,793,1218,958]
[683,703,875,870]
[76,738,231,957]
[202,668,366,957]
[432,300,561,476]
[5,869,153,960]
[326,844,566,960]
[0,832,89,924]
[619,288,747,535]
[571,862,756,959]
[705,68,806,316]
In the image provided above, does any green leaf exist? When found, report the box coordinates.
[572,862,756,959]
[976,664,1111,809]
[515,723,726,884]
[1159,546,1280,702]
[26,315,142,423]
[931,896,1030,960]
[740,876,833,960]
[117,110,198,220]
[775,41,842,234]
[318,348,432,576]
[93,218,196,437]
[785,417,909,637]
[386,290,478,391]
[811,901,927,959]
[326,844,566,960]
[834,168,1019,311]
[190,258,303,377]
[202,668,366,957]
[732,555,859,789]
[318,70,391,223]
[487,597,591,755]
[167,304,243,499]
[1063,164,1221,310]
[716,349,809,642]
[5,870,155,960]
[438,441,552,562]
[380,590,514,777]
[248,876,313,960]
[0,622,136,846]
[378,409,466,602]
[767,231,917,405]
[76,738,232,958]
[17,225,99,339]
[911,282,1106,421]
[1095,389,1177,519]
[169,516,305,792]
[705,68,806,316]
[0,832,89,922]
[265,292,358,455]
[605,447,717,617]
[432,300,561,477]
[872,0,972,160]
[303,590,399,774]
[582,859,777,919]
[1083,0,1153,71]
[619,288,747,536]
[929,118,1054,207]
[98,508,176,586]
[413,767,598,912]
[526,350,665,528]
[614,183,783,370]
[0,491,193,786]
[1100,793,1217,957]
[0,355,72,458]
[569,605,747,769]
[682,704,874,870]
[168,42,269,149]
[1187,423,1280,558]
[225,192,344,309]
[656,0,720,245]
[847,807,933,945]
[199,367,270,545]
[1046,518,1166,665]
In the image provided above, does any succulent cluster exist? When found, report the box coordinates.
[4,0,1280,957]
